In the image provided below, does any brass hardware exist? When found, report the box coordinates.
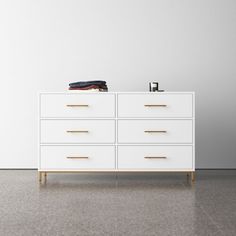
[66,104,89,107]
[38,171,196,184]
[191,172,195,182]
[66,130,89,133]
[144,130,167,133]
[38,172,47,184]
[144,104,167,107]
[187,172,195,184]
[144,156,167,159]
[44,172,47,183]
[67,156,89,159]
[38,172,42,183]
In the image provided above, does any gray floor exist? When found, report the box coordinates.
[0,170,235,236]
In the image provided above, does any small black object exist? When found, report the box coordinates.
[149,82,164,92]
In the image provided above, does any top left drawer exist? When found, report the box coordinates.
[40,93,115,118]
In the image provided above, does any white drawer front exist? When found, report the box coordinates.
[118,120,192,143]
[118,146,193,169]
[40,146,115,170]
[41,120,115,143]
[41,94,115,118]
[118,94,193,118]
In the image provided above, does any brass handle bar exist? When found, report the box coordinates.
[144,156,167,159]
[144,130,167,133]
[66,104,89,107]
[66,130,89,133]
[67,156,89,159]
[144,105,167,107]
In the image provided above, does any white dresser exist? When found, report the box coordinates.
[39,92,195,182]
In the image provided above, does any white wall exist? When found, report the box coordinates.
[0,0,235,168]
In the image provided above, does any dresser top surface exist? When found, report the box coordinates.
[39,91,195,95]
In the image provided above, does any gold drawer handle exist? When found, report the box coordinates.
[144,130,167,133]
[66,130,89,133]
[144,104,167,107]
[67,156,89,159]
[66,104,89,107]
[144,156,167,159]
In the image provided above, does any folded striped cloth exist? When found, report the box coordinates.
[69,80,108,91]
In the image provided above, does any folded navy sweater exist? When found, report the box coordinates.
[69,80,106,88]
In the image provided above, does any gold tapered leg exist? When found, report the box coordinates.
[191,172,195,182]
[186,172,190,182]
[38,172,42,183]
[44,172,47,183]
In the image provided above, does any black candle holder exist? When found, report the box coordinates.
[149,82,164,92]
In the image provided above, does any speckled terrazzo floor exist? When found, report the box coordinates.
[0,170,235,236]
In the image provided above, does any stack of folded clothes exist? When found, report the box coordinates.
[69,80,108,92]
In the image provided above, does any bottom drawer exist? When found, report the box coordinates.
[40,146,115,170]
[118,146,193,170]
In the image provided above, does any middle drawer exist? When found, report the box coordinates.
[118,120,193,143]
[41,120,115,144]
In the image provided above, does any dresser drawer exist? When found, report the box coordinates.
[118,94,193,118]
[40,93,115,118]
[118,120,192,143]
[118,146,193,169]
[41,120,115,144]
[40,146,115,170]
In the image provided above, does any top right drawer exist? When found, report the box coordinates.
[117,93,193,118]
